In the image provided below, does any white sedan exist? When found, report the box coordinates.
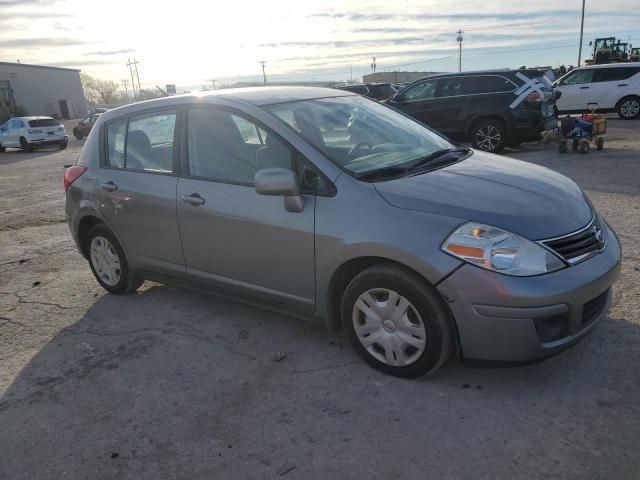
[0,116,68,152]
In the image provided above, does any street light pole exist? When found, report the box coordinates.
[456,30,463,72]
[578,0,586,66]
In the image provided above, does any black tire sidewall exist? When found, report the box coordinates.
[471,119,506,153]
[340,266,453,378]
[20,138,32,153]
[617,96,640,120]
[86,224,137,294]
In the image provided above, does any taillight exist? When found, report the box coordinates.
[64,166,87,191]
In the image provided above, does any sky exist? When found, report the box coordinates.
[1,0,639,91]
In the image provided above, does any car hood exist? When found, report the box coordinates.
[373,151,593,240]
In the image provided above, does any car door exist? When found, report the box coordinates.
[389,79,444,127]
[5,119,21,147]
[592,67,638,109]
[555,69,595,112]
[97,109,186,278]
[0,119,13,146]
[176,106,316,312]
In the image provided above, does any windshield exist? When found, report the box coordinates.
[29,118,60,128]
[265,95,453,176]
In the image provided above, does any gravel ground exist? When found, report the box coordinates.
[0,119,639,480]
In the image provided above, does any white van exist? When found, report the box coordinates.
[554,63,640,119]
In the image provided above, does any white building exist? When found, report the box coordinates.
[0,62,87,120]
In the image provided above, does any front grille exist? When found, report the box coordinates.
[582,290,609,326]
[542,216,605,264]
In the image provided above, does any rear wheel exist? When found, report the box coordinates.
[59,140,68,150]
[617,96,640,120]
[471,119,506,153]
[86,224,142,294]
[19,137,33,153]
[572,138,580,151]
[73,129,82,140]
[340,264,455,378]
[0,144,5,153]
[596,137,604,151]
[579,140,590,154]
[558,140,567,153]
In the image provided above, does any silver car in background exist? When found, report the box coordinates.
[64,87,621,377]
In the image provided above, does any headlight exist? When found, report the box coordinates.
[442,222,565,276]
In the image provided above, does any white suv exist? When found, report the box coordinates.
[0,116,68,152]
[554,63,640,119]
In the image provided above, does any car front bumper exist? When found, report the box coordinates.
[437,220,621,363]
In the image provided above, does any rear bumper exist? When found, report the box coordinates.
[437,221,621,363]
[30,135,67,146]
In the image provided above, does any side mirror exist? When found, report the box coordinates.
[254,168,304,213]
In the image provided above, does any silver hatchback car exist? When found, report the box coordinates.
[64,87,621,377]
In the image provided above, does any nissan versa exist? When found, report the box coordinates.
[64,87,621,377]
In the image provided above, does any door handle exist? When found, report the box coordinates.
[181,193,205,206]
[579,86,590,89]
[100,181,118,192]
[617,83,628,87]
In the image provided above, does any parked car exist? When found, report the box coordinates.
[73,113,101,140]
[90,108,109,114]
[64,87,620,377]
[554,63,640,119]
[336,83,396,101]
[0,116,67,152]
[386,69,558,153]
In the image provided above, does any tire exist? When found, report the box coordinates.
[558,140,567,153]
[572,138,579,151]
[340,264,455,378]
[579,140,590,154]
[59,140,68,150]
[617,96,640,120]
[19,137,33,153]
[74,129,82,140]
[86,224,142,294]
[0,144,5,153]
[470,119,506,153]
[596,137,604,151]
[506,139,521,149]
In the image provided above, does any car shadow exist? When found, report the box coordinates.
[0,146,70,166]
[1,283,639,478]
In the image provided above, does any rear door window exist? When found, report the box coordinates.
[472,76,516,93]
[126,111,176,172]
[593,67,639,82]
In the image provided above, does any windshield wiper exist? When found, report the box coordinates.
[408,147,471,173]
[354,165,409,181]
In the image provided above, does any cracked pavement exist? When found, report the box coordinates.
[0,119,639,479]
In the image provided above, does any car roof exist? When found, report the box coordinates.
[98,87,357,122]
[573,62,640,70]
[419,69,544,79]
[16,116,56,121]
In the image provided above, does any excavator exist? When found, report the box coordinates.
[584,37,630,65]
[630,46,640,62]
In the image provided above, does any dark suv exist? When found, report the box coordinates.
[337,83,396,101]
[386,70,557,153]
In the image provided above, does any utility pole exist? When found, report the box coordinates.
[132,58,141,95]
[259,60,267,85]
[371,56,376,81]
[577,0,586,66]
[456,30,464,72]
[210,79,216,91]
[350,66,353,83]
[121,79,129,101]
[126,58,137,99]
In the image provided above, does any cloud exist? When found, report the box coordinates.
[45,59,117,67]
[0,37,87,48]
[85,48,135,56]
[259,36,439,49]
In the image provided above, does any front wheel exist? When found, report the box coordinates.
[86,224,142,294]
[59,140,68,150]
[470,120,506,153]
[74,129,83,140]
[340,264,455,378]
[617,96,640,120]
[0,144,5,153]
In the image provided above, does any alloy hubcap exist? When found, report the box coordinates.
[90,236,121,287]
[621,100,639,118]
[352,288,427,367]
[476,125,501,151]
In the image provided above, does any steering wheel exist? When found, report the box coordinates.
[347,141,373,162]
